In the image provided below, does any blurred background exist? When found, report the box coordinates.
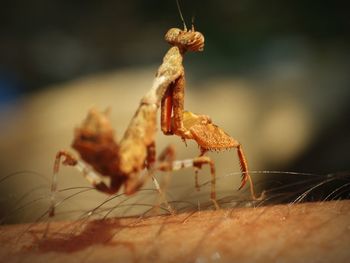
[0,0,349,223]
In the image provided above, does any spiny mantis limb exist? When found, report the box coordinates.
[175,110,263,200]
[161,102,262,200]
[236,144,264,200]
[161,75,187,137]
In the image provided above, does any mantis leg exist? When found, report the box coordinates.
[145,142,162,193]
[171,76,186,136]
[50,150,123,217]
[161,75,188,138]
[161,82,175,135]
[145,143,175,214]
[155,144,176,195]
[181,111,262,200]
[235,144,264,200]
[157,155,218,208]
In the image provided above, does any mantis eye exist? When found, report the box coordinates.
[165,28,182,44]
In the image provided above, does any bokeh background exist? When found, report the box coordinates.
[0,0,349,223]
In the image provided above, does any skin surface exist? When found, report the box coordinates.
[0,200,349,263]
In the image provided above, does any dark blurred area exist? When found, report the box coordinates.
[1,0,348,96]
[0,0,350,223]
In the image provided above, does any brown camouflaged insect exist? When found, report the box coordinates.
[50,6,260,216]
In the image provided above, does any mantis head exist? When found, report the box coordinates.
[165,28,205,52]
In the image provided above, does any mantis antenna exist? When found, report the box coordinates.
[191,13,196,31]
[176,0,188,31]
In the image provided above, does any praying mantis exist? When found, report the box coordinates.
[50,13,260,216]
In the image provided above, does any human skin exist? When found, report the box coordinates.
[0,200,349,263]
